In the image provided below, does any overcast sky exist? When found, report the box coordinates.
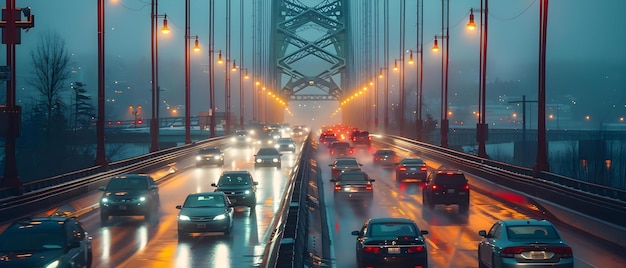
[4,0,625,124]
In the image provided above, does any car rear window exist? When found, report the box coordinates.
[340,173,368,181]
[402,159,424,165]
[332,142,350,149]
[369,223,417,237]
[335,159,358,166]
[433,174,467,184]
[506,225,560,240]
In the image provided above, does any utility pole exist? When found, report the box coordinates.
[0,2,34,195]
[509,95,537,167]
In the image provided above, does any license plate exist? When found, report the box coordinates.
[448,189,455,193]
[529,251,547,259]
[388,247,400,254]
[410,168,417,171]
[197,223,206,228]
[343,187,351,192]
[119,205,127,210]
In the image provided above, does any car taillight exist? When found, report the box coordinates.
[362,246,381,254]
[407,246,426,253]
[501,247,526,257]
[464,184,470,190]
[431,184,438,190]
[420,166,427,171]
[398,166,407,172]
[365,185,373,190]
[330,149,334,154]
[349,149,354,154]
[334,185,342,191]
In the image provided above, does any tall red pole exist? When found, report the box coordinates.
[534,0,550,174]
[96,0,108,166]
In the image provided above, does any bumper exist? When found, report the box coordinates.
[498,256,574,268]
[101,203,150,216]
[197,159,223,165]
[397,173,427,182]
[178,220,230,233]
[360,253,427,267]
[225,194,256,207]
[427,194,469,205]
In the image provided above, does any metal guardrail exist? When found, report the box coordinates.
[0,137,230,224]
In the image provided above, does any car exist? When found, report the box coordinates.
[196,147,225,167]
[254,147,282,168]
[211,170,258,209]
[323,136,339,147]
[319,132,337,144]
[291,126,308,137]
[275,137,296,152]
[0,215,93,268]
[176,192,234,240]
[395,158,428,183]
[351,217,429,268]
[478,219,573,268]
[99,174,160,224]
[231,129,252,148]
[329,157,363,180]
[373,149,400,166]
[422,169,470,212]
[351,130,371,147]
[255,131,276,146]
[329,141,353,157]
[331,171,375,199]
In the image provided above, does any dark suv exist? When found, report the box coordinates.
[99,174,160,224]
[422,169,470,213]
[211,170,258,209]
[351,130,371,147]
[0,216,92,267]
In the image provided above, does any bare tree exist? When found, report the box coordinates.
[26,30,72,130]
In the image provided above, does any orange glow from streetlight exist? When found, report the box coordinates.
[161,15,170,34]
[432,37,439,52]
[467,9,476,30]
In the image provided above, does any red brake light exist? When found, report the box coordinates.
[464,184,470,190]
[334,185,342,191]
[420,166,427,171]
[362,246,381,254]
[349,149,354,154]
[398,166,407,171]
[330,149,334,154]
[431,184,438,190]
[549,246,573,257]
[365,185,373,190]
[501,247,525,257]
[407,246,426,253]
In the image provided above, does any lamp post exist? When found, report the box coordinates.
[96,0,108,166]
[415,0,424,142]
[221,58,237,134]
[534,0,550,174]
[184,0,201,144]
[433,0,450,148]
[467,2,489,158]
[393,52,414,136]
[150,0,170,152]
[239,68,249,128]
[129,105,142,128]
[378,66,390,130]
[208,50,222,138]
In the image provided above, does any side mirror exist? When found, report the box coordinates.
[351,230,361,236]
[98,186,105,191]
[421,230,429,235]
[176,205,182,209]
[211,183,218,187]
[478,230,487,237]
[370,179,376,182]
[254,182,259,185]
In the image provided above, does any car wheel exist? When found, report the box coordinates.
[100,213,109,225]
[86,249,93,268]
[178,231,187,241]
[478,249,487,268]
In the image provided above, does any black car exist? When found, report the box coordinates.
[254,147,282,168]
[0,216,92,268]
[352,217,428,268]
[395,158,428,183]
[422,169,470,213]
[351,130,371,147]
[329,141,353,157]
[329,157,363,181]
[99,174,160,224]
[231,130,252,148]
[196,147,225,167]
[176,192,234,240]
[373,149,400,166]
[211,170,258,209]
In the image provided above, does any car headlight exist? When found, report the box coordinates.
[213,214,227,221]
[196,156,202,161]
[231,137,236,142]
[272,158,279,163]
[139,196,147,202]
[101,197,109,203]
[274,144,279,149]
[288,144,294,148]
[246,137,252,142]
[244,190,251,195]
[256,158,262,163]
[178,215,191,221]
[45,260,60,268]
[214,155,221,159]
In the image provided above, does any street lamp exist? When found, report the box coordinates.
[393,51,414,136]
[184,34,200,144]
[129,105,142,128]
[208,49,222,138]
[467,3,489,158]
[219,58,238,134]
[378,66,390,130]
[238,67,250,128]
[150,1,170,152]
[432,33,449,148]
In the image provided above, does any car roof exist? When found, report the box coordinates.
[113,174,151,180]
[187,191,226,197]
[500,219,555,226]
[6,216,79,231]
[367,217,415,224]
[257,147,279,153]
[221,170,251,175]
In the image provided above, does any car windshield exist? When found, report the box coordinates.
[218,175,252,185]
[506,225,560,240]
[434,174,466,184]
[0,229,65,251]
[184,194,226,208]
[106,177,148,190]
[257,148,278,155]
[278,138,293,143]
[369,223,417,237]
[200,148,220,154]
[340,173,368,181]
